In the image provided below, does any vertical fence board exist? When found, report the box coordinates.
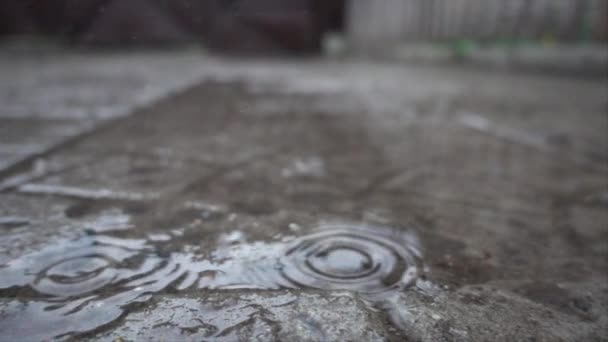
[347,0,607,52]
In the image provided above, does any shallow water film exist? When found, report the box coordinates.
[0,217,424,339]
[1,55,607,341]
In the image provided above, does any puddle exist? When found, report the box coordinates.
[280,226,421,293]
[0,222,423,339]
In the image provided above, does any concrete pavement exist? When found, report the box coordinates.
[0,48,607,341]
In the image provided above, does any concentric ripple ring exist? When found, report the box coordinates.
[280,225,422,293]
[33,255,118,297]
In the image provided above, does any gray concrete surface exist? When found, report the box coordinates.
[0,48,607,341]
[0,47,209,176]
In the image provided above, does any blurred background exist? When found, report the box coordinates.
[0,0,344,53]
[1,0,606,56]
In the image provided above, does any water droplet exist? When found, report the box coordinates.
[288,223,301,232]
[85,208,133,232]
[281,156,325,178]
[219,230,246,245]
[147,233,172,242]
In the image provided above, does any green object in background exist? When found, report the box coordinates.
[580,11,592,43]
[451,39,476,59]
[541,34,557,47]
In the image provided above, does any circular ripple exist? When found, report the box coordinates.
[280,225,422,293]
[33,255,118,297]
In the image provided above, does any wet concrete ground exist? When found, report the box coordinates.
[0,49,607,341]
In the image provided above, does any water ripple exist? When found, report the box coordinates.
[280,225,422,293]
[0,223,423,339]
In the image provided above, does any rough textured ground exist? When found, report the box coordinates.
[0,46,210,175]
[0,49,607,341]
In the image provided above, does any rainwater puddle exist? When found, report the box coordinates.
[0,222,423,339]
[281,226,421,293]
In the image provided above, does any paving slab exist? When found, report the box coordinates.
[0,48,211,177]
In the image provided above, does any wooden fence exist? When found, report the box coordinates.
[347,0,608,49]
